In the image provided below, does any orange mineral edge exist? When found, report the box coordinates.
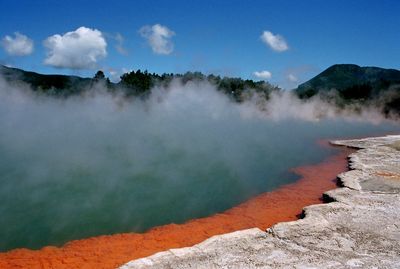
[0,143,355,269]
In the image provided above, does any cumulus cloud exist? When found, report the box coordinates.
[253,70,272,80]
[1,32,34,56]
[43,27,107,69]
[139,24,175,55]
[261,31,289,52]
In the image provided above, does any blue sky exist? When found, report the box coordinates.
[0,0,399,88]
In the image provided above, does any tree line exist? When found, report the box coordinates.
[93,69,280,102]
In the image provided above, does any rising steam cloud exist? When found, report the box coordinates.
[0,74,398,251]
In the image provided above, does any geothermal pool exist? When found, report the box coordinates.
[0,84,399,251]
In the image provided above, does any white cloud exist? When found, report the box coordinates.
[1,32,34,56]
[115,33,128,55]
[108,69,122,83]
[43,27,107,69]
[107,67,131,82]
[253,70,272,80]
[287,74,298,82]
[139,24,175,55]
[260,31,289,52]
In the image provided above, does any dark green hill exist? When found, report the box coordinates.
[296,64,400,99]
[0,65,93,95]
[295,64,400,116]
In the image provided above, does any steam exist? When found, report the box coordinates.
[0,75,398,251]
[262,90,390,123]
[0,73,393,126]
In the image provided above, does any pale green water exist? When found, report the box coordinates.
[1,117,398,251]
[0,85,399,251]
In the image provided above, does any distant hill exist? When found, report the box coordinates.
[295,64,400,116]
[296,64,400,99]
[0,65,94,96]
[0,65,279,101]
[1,64,400,116]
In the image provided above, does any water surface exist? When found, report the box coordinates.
[0,86,399,251]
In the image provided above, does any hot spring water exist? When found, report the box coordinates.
[0,82,399,251]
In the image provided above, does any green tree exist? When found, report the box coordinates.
[93,70,105,81]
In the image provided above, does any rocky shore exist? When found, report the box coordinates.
[120,135,400,269]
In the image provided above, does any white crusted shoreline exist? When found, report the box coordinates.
[120,135,400,269]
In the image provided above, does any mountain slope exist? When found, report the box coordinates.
[296,64,400,99]
[0,65,93,95]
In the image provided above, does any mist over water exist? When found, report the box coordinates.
[0,78,399,251]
